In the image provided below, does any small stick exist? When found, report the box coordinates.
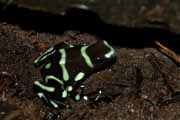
[155,41,180,65]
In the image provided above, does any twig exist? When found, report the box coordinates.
[155,41,180,65]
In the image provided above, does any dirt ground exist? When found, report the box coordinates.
[0,5,180,119]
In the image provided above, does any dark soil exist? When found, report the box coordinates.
[0,8,180,120]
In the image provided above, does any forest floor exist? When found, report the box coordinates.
[0,4,180,119]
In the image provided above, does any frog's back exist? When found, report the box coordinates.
[33,40,116,108]
[40,44,92,89]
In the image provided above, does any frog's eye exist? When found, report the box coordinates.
[95,57,106,65]
[34,47,55,67]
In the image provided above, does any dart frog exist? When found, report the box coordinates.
[33,40,116,109]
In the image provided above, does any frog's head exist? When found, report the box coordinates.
[86,40,116,71]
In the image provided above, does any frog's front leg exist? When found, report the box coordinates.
[92,89,103,102]
[72,85,104,102]
[84,89,104,102]
[70,85,89,101]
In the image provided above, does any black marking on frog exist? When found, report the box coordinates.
[33,40,116,108]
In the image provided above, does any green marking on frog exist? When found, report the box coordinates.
[74,72,85,81]
[75,94,81,101]
[37,92,45,98]
[33,40,116,109]
[50,100,58,108]
[45,75,64,85]
[34,81,55,92]
[34,47,55,64]
[42,47,54,55]
[66,86,73,92]
[0,112,5,115]
[45,62,51,69]
[59,49,69,81]
[62,90,68,98]
[81,46,93,68]
[103,40,115,58]
[69,44,74,48]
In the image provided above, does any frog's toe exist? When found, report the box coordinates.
[49,100,59,108]
[36,92,51,105]
[49,99,72,109]
[36,92,58,108]
[83,95,89,101]
[37,92,49,102]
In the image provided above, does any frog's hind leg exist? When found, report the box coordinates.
[33,81,71,109]
[36,92,70,109]
[33,81,56,106]
[33,81,55,94]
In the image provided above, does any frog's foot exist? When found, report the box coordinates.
[74,94,89,101]
[37,92,71,109]
[72,85,89,101]
[49,99,72,109]
[76,85,104,102]
[86,89,112,103]
[87,89,103,102]
[92,90,103,102]
[33,81,70,109]
[80,85,89,101]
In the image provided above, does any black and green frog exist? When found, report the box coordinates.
[33,40,116,109]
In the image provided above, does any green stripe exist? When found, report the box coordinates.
[45,75,64,85]
[81,46,93,68]
[34,81,55,92]
[45,62,51,69]
[42,47,54,55]
[103,41,115,58]
[37,92,45,98]
[66,86,73,92]
[62,90,68,98]
[59,49,69,81]
[34,47,55,64]
[50,100,58,108]
[74,72,85,81]
[75,94,81,101]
